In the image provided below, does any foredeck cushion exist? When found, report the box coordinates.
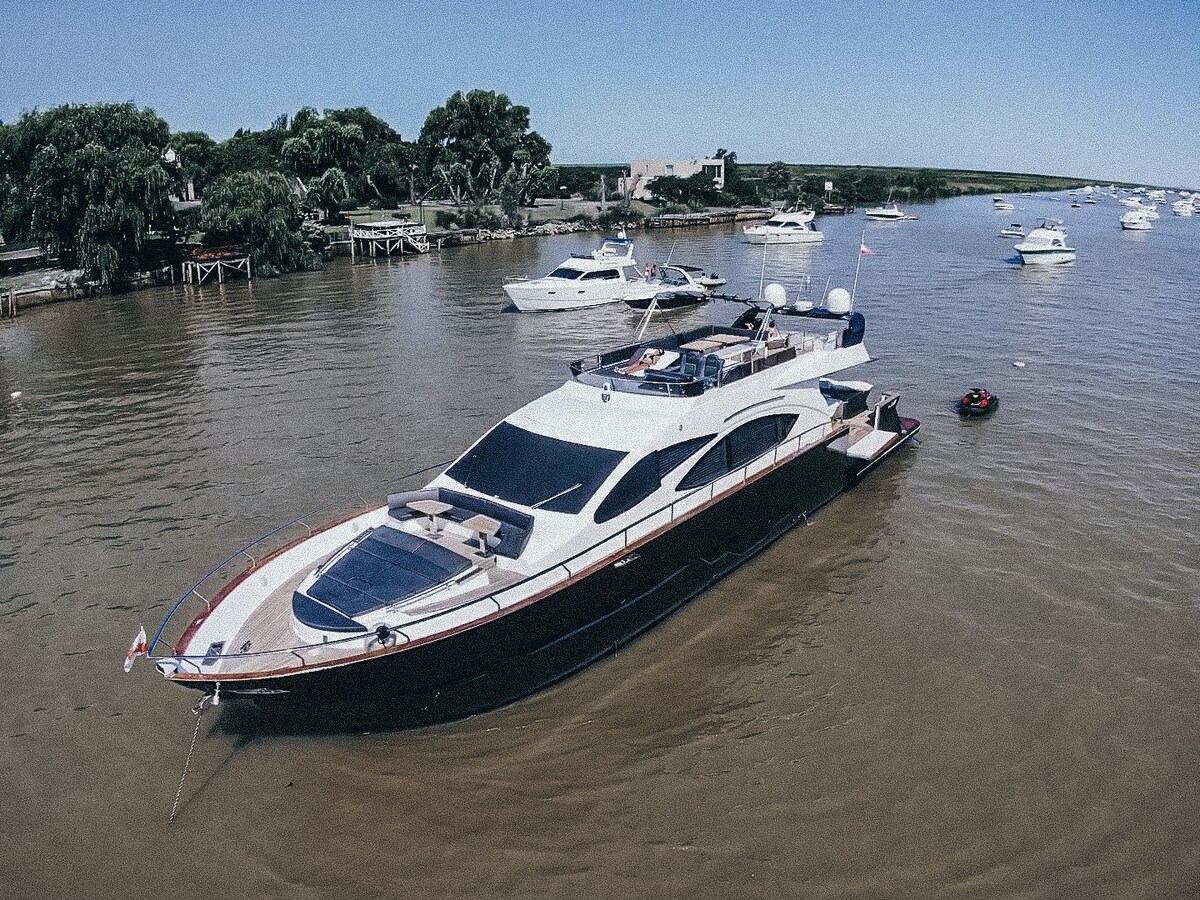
[388,489,535,559]
[292,526,472,632]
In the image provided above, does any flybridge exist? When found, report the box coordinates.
[569,309,865,398]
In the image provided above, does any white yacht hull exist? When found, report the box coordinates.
[743,231,823,245]
[152,414,919,730]
[1016,247,1076,264]
[503,281,634,312]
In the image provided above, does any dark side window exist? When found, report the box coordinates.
[581,269,620,280]
[594,434,714,523]
[676,415,798,491]
[447,422,626,514]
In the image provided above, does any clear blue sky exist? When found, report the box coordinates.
[2,0,1196,186]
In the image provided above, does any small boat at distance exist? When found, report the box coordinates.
[993,196,1015,211]
[1000,224,1025,238]
[864,202,914,221]
[958,388,998,417]
[1014,219,1076,265]
[1120,210,1153,231]
[742,210,822,244]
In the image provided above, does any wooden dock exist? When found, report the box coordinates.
[646,207,773,228]
[183,245,251,285]
[647,211,739,228]
[350,219,430,257]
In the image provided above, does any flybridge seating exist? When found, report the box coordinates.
[570,316,853,397]
[570,236,634,261]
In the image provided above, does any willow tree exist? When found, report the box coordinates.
[0,103,175,283]
[200,170,313,276]
[419,90,551,205]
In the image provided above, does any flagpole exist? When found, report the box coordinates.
[757,239,768,300]
[850,228,866,310]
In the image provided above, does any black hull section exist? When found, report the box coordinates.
[204,426,918,731]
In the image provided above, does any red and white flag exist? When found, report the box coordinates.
[124,625,147,673]
[859,242,876,255]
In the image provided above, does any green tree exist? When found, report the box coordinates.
[281,120,366,180]
[762,161,792,198]
[200,170,313,275]
[360,140,422,203]
[647,172,721,208]
[0,102,175,282]
[419,89,551,204]
[214,125,287,178]
[715,149,758,203]
[303,167,351,221]
[169,130,218,195]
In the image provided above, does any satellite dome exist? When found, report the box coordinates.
[763,283,787,307]
[825,287,852,314]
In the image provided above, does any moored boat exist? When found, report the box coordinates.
[864,202,912,221]
[1014,219,1076,264]
[131,287,920,729]
[742,210,822,244]
[503,233,647,312]
[623,264,712,309]
[1120,209,1153,231]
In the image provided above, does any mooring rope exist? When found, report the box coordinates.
[170,687,217,824]
[169,712,202,824]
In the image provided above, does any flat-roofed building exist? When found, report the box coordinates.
[620,158,725,200]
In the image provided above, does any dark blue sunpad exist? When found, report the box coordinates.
[292,527,472,633]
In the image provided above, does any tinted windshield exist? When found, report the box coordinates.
[548,267,584,279]
[446,422,627,514]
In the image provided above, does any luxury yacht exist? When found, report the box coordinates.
[742,210,822,245]
[503,234,650,312]
[130,287,920,729]
[1172,199,1194,217]
[1014,219,1076,264]
[864,202,912,221]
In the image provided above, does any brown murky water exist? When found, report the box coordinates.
[2,197,1198,899]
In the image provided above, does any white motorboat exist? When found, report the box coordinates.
[1014,219,1076,264]
[1120,210,1153,231]
[503,234,648,312]
[623,265,713,309]
[131,287,920,729]
[742,210,822,244]
[993,196,1015,211]
[999,224,1025,238]
[864,202,912,221]
[1172,199,1193,217]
